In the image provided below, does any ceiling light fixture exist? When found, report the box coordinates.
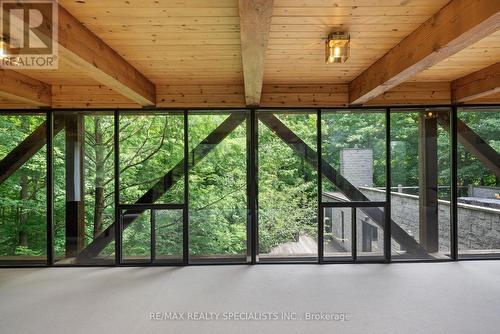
[0,39,20,66]
[325,32,350,64]
[0,40,6,59]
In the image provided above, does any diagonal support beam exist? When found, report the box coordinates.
[239,0,273,106]
[349,0,500,105]
[438,112,500,177]
[258,113,429,256]
[451,62,500,103]
[0,116,64,185]
[77,113,247,262]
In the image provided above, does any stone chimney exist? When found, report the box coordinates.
[340,148,373,187]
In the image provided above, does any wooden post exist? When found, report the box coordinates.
[418,111,439,253]
[239,0,274,106]
[65,114,85,258]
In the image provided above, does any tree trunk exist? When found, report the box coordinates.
[93,117,105,237]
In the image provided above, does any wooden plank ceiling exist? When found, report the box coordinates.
[60,0,243,87]
[265,0,450,85]
[0,0,498,109]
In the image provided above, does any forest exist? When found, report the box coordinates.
[0,109,498,262]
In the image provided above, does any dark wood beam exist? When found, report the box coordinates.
[452,62,500,103]
[349,0,500,105]
[239,0,273,106]
[438,112,500,178]
[0,117,64,185]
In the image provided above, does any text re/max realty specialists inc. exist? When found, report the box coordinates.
[149,311,350,321]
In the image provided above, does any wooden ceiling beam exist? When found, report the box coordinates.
[58,6,156,106]
[3,4,155,106]
[451,62,500,103]
[349,0,500,105]
[239,0,273,106]
[0,69,51,106]
[57,5,155,106]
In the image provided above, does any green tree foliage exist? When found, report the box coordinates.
[258,113,317,253]
[0,115,47,257]
[188,114,247,257]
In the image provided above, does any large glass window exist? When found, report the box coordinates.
[457,108,500,259]
[188,111,248,263]
[390,108,452,260]
[321,109,386,202]
[257,111,318,262]
[0,106,498,267]
[53,112,115,265]
[119,112,184,204]
[0,112,47,265]
[118,111,186,265]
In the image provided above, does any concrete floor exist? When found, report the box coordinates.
[1,261,499,334]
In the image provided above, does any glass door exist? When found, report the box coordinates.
[320,109,387,262]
